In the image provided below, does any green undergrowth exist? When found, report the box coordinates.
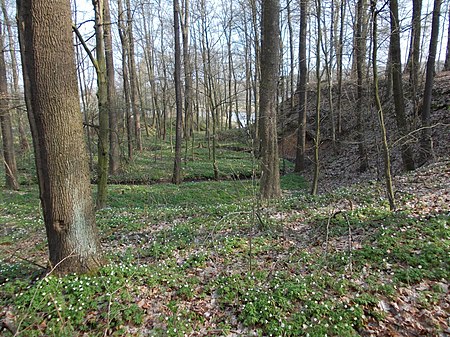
[1,130,259,187]
[105,131,257,184]
[1,173,449,336]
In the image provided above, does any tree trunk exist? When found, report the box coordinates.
[141,4,162,140]
[372,0,395,211]
[259,0,281,199]
[0,23,19,190]
[405,0,422,79]
[244,9,252,127]
[126,0,142,151]
[420,0,441,165]
[159,10,169,141]
[225,2,234,129]
[294,0,308,172]
[336,0,346,135]
[92,0,109,210]
[407,0,422,129]
[104,0,119,175]
[389,0,415,171]
[443,7,450,70]
[1,0,29,153]
[325,0,336,146]
[251,0,261,143]
[18,0,103,274]
[182,0,193,140]
[118,0,133,160]
[172,0,183,184]
[355,0,368,172]
[311,0,322,196]
[287,0,295,113]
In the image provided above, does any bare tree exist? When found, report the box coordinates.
[251,0,261,143]
[420,0,441,165]
[355,0,368,172]
[405,0,422,81]
[389,0,415,171]
[92,0,110,210]
[126,0,142,151]
[259,0,281,199]
[173,0,183,184]
[294,0,308,172]
[118,0,133,160]
[336,0,347,135]
[1,0,29,152]
[372,0,395,210]
[182,0,193,139]
[0,22,18,190]
[311,0,322,195]
[104,0,120,175]
[443,7,450,70]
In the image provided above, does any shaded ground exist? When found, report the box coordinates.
[279,71,450,193]
[1,72,449,336]
[1,158,448,336]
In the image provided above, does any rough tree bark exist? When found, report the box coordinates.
[259,0,281,199]
[17,0,103,274]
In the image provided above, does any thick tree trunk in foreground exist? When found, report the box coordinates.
[259,0,281,199]
[18,0,103,274]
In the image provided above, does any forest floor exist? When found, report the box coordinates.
[1,73,449,336]
[1,154,449,336]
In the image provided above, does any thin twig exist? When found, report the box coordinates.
[390,122,449,149]
[324,210,333,259]
[14,255,47,270]
[14,252,78,336]
[348,219,353,275]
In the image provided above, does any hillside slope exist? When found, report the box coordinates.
[278,71,450,192]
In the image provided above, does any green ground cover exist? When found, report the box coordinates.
[0,133,448,336]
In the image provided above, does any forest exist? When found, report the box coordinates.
[0,0,449,335]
